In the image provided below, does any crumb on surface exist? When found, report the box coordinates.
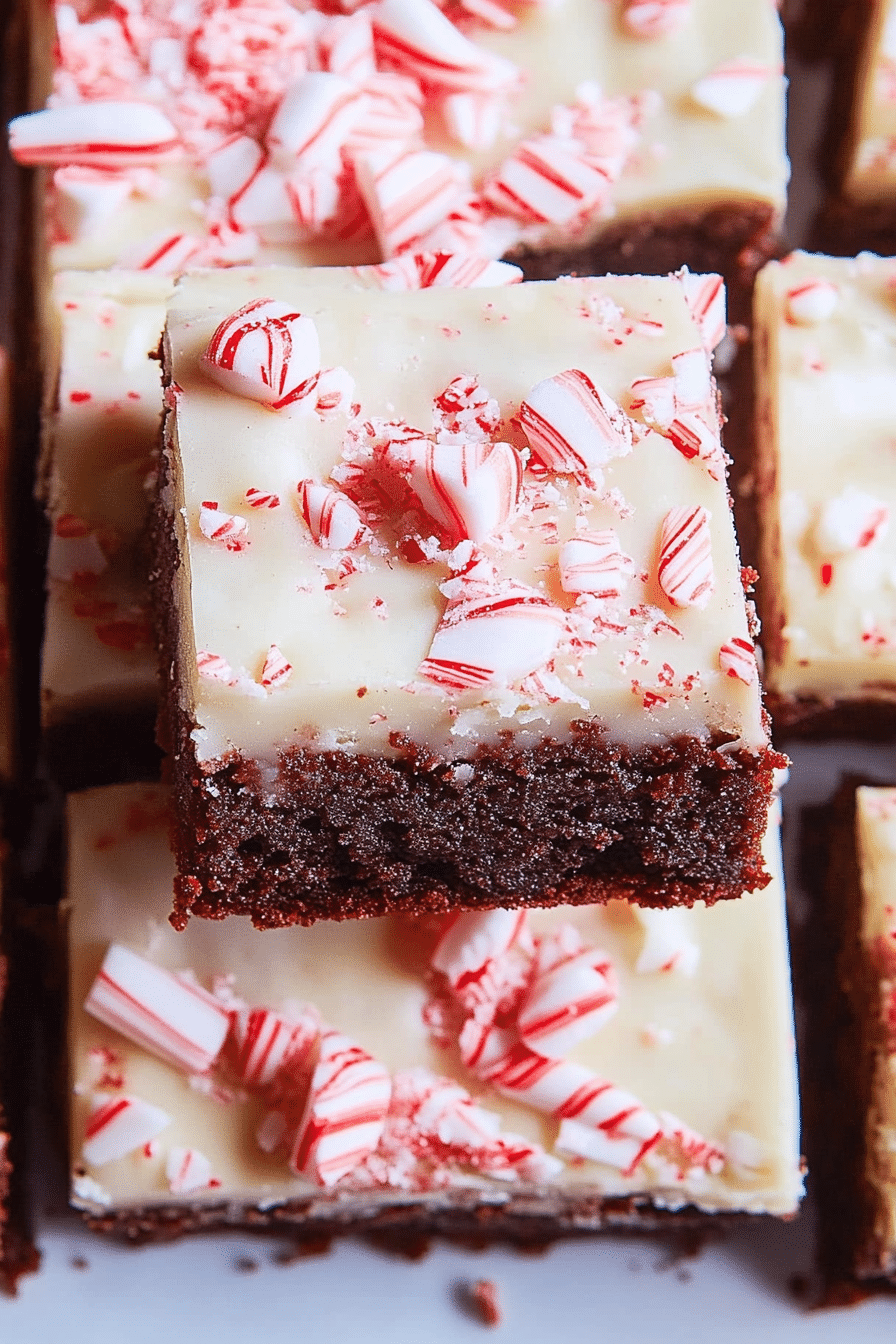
[463,1278,502,1328]
[234,1256,258,1274]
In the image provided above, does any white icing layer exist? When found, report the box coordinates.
[68,782,803,1216]
[843,0,896,203]
[163,267,765,764]
[756,250,896,703]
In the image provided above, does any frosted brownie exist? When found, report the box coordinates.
[67,782,803,1242]
[754,251,896,734]
[156,266,781,926]
[40,259,521,788]
[10,0,787,300]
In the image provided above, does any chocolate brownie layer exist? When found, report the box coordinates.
[800,782,896,1300]
[166,707,782,929]
[515,201,781,327]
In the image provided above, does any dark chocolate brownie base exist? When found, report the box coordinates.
[77,1187,740,1249]
[165,719,784,930]
[798,782,896,1300]
[513,201,780,327]
[766,694,896,741]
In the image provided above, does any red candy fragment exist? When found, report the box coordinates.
[290,1030,392,1186]
[202,299,321,410]
[519,369,634,479]
[657,505,715,609]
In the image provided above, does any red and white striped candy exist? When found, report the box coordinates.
[484,136,613,226]
[245,487,280,509]
[348,72,425,151]
[53,165,133,239]
[432,909,528,993]
[314,365,356,418]
[206,135,264,204]
[388,437,522,544]
[82,1094,172,1167]
[227,1004,319,1088]
[519,369,634,478]
[464,1030,662,1176]
[518,945,618,1057]
[9,103,180,168]
[260,644,293,690]
[290,1031,392,1186]
[555,1114,660,1175]
[679,272,726,352]
[229,163,297,237]
[657,505,715,609]
[416,252,522,288]
[47,515,107,583]
[634,908,700,976]
[287,166,342,232]
[317,11,377,81]
[298,480,369,549]
[558,529,635,598]
[785,278,839,326]
[691,58,776,118]
[372,0,518,93]
[166,1147,213,1194]
[622,0,691,39]
[267,72,367,172]
[442,91,504,150]
[664,411,724,474]
[85,944,231,1075]
[628,374,677,430]
[718,636,757,685]
[659,1112,725,1175]
[202,299,321,410]
[419,580,566,689]
[355,145,466,256]
[815,487,889,555]
[197,650,236,685]
[671,348,711,410]
[198,501,250,551]
[114,229,204,275]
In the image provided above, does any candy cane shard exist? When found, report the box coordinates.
[814,487,889,555]
[298,479,370,549]
[196,650,236,685]
[47,515,108,583]
[419,580,567,689]
[317,10,378,81]
[198,501,250,551]
[267,72,367,172]
[290,1031,392,1186]
[84,943,231,1074]
[114,229,204,274]
[442,90,504,150]
[633,908,700,976]
[691,58,776,119]
[385,437,523,544]
[82,1094,172,1167]
[206,134,265,203]
[670,348,711,410]
[362,252,522,289]
[657,505,715,609]
[355,144,467,256]
[785,278,839,326]
[719,636,757,684]
[679,272,726,352]
[166,1147,214,1194]
[260,644,293,690]
[201,299,321,410]
[371,0,520,93]
[9,103,180,167]
[349,71,425,150]
[227,1004,319,1088]
[245,487,280,509]
[519,369,635,478]
[558,530,635,598]
[484,136,614,226]
[622,0,691,38]
[432,909,529,992]
[517,945,618,1057]
[53,165,134,239]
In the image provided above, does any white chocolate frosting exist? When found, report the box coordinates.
[756,251,896,704]
[68,782,803,1216]
[163,267,766,765]
[17,0,786,274]
[854,786,896,1274]
[40,270,172,725]
[842,0,896,203]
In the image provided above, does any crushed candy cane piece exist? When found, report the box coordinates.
[558,530,635,598]
[634,908,700,976]
[198,501,250,551]
[299,480,370,549]
[814,487,889,556]
[10,102,180,167]
[290,1031,392,1186]
[202,299,321,410]
[519,370,635,478]
[82,1093,171,1167]
[785,278,839,326]
[719,637,757,684]
[166,1147,213,1193]
[228,1004,319,1088]
[691,58,776,119]
[657,505,714,609]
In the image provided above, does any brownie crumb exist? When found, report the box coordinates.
[69,1255,89,1271]
[274,1236,333,1265]
[234,1256,259,1274]
[465,1279,502,1327]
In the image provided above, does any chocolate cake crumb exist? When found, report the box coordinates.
[463,1279,503,1328]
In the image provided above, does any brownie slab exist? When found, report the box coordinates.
[156,267,780,925]
[755,251,896,735]
[67,783,803,1242]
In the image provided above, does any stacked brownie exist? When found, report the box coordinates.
[7,0,810,1258]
